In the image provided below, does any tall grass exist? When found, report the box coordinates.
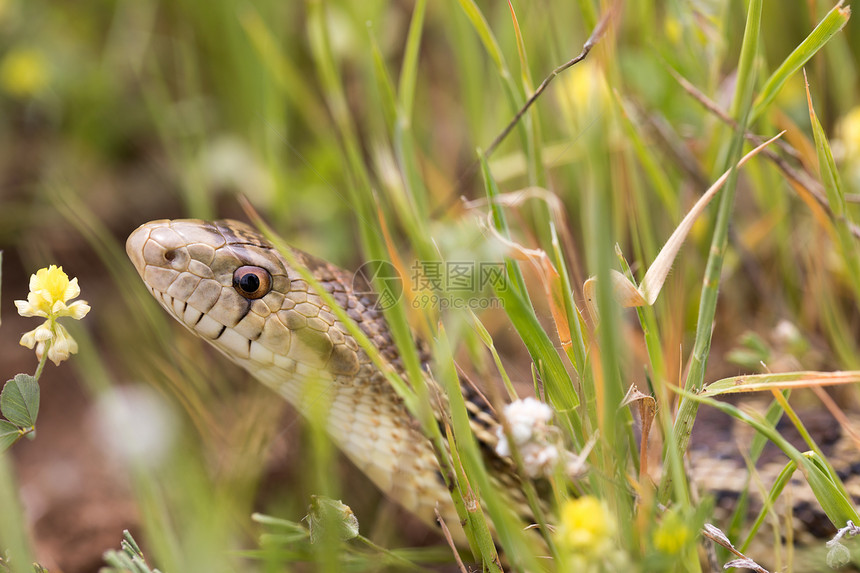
[1,0,859,571]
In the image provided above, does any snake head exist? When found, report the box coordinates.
[126,219,363,379]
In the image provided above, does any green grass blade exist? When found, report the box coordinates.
[0,453,35,566]
[661,0,762,503]
[806,77,860,304]
[676,388,860,528]
[368,27,398,132]
[456,0,506,76]
[739,459,796,552]
[508,1,533,89]
[550,224,588,376]
[750,3,850,121]
[479,155,582,437]
[306,0,377,251]
[469,311,519,400]
[398,0,427,121]
[434,324,540,572]
[239,7,330,137]
[801,451,860,528]
[725,394,788,544]
[700,371,860,397]
[614,94,679,214]
[456,0,532,166]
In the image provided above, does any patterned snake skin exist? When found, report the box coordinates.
[126,218,860,549]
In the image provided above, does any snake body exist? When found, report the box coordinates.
[127,218,860,551]
[126,218,470,538]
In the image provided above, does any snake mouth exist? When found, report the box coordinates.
[126,222,156,277]
[127,221,203,327]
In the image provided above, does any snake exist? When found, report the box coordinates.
[125,218,493,544]
[126,218,860,553]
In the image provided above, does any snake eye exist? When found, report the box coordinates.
[233,266,272,299]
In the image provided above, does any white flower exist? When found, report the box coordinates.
[495,398,558,477]
[520,442,559,478]
[500,397,553,444]
[94,386,177,465]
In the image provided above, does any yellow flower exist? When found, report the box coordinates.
[557,496,616,555]
[0,48,48,98]
[653,510,691,555]
[664,17,683,45]
[838,107,860,163]
[0,0,11,25]
[557,61,609,130]
[15,266,90,365]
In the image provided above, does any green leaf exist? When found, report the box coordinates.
[101,530,163,573]
[1,374,40,428]
[306,496,360,544]
[508,1,533,89]
[0,420,22,452]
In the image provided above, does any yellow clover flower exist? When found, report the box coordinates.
[653,509,691,555]
[0,48,48,98]
[558,496,616,555]
[15,265,90,365]
[838,106,860,163]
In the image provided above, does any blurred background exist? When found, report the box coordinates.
[0,0,859,571]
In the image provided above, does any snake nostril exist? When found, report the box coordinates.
[162,248,189,270]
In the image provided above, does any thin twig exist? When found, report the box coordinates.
[667,66,802,162]
[483,5,615,158]
[666,66,860,241]
[435,506,469,573]
[440,4,616,214]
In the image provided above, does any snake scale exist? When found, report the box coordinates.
[126,218,860,551]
